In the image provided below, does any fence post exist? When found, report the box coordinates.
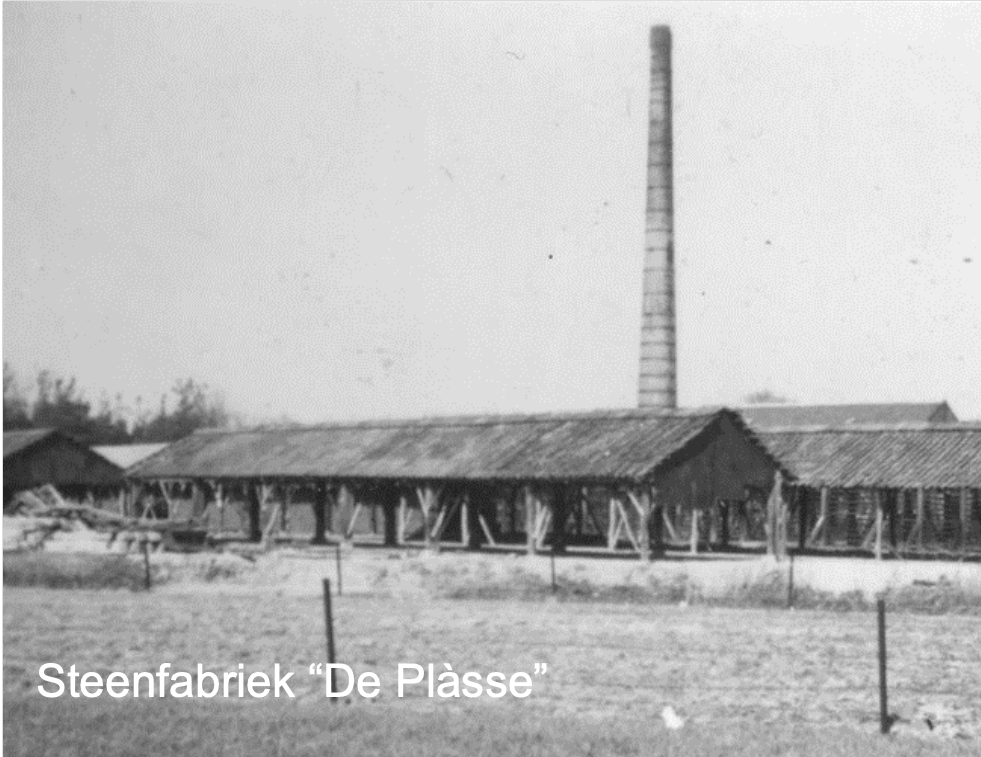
[323,579,337,703]
[142,536,152,591]
[335,544,343,596]
[878,598,889,734]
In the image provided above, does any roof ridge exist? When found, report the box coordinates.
[741,401,947,409]
[762,422,981,434]
[194,406,728,435]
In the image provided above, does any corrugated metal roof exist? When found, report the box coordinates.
[128,408,781,484]
[760,424,981,488]
[92,443,169,470]
[740,402,956,429]
[3,429,58,459]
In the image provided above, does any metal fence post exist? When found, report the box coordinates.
[878,598,889,734]
[323,578,337,703]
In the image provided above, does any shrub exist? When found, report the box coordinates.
[3,552,146,590]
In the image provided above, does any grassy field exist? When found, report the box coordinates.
[4,584,980,755]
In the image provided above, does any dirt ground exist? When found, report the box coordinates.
[5,559,980,742]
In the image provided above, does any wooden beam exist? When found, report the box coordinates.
[478,514,496,546]
[807,486,829,546]
[662,506,679,543]
[344,502,364,540]
[580,498,602,537]
[261,501,282,550]
[628,489,653,561]
[612,495,640,553]
[416,485,441,552]
[433,494,462,542]
[534,506,552,550]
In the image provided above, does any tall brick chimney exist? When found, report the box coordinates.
[637,25,677,410]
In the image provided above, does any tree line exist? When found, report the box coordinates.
[3,361,231,445]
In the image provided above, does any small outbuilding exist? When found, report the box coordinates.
[3,428,125,508]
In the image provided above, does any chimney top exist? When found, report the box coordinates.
[650,25,671,49]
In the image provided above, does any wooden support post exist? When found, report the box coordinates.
[797,488,808,551]
[707,500,717,546]
[398,494,408,544]
[635,489,652,561]
[281,484,290,534]
[766,470,787,558]
[878,599,889,734]
[717,500,730,547]
[417,485,440,552]
[247,483,262,542]
[215,483,225,535]
[551,485,569,555]
[466,490,485,550]
[960,488,972,552]
[311,481,328,545]
[913,487,925,549]
[383,490,398,547]
[338,485,356,543]
[460,495,470,548]
[888,490,899,550]
[650,488,664,555]
[524,486,538,556]
[689,509,699,555]
[606,497,620,552]
[189,481,205,522]
[874,490,884,561]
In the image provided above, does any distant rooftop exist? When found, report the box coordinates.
[739,402,957,429]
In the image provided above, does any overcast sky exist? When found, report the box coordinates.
[4,1,980,423]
